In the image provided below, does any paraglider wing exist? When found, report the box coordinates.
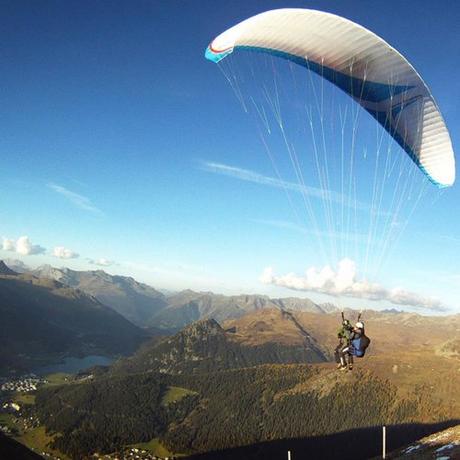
[206,8,455,187]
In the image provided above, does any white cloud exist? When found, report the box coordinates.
[2,236,46,256]
[53,246,79,259]
[48,183,103,215]
[2,238,16,251]
[16,236,45,255]
[87,258,115,267]
[260,258,445,311]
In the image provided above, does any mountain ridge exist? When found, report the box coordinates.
[0,260,17,276]
[113,312,328,375]
[150,290,338,330]
[9,261,339,329]
[31,264,168,327]
[0,272,148,373]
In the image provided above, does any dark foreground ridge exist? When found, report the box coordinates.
[0,432,42,459]
[184,420,460,460]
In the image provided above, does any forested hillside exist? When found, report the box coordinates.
[30,308,460,459]
[34,365,422,459]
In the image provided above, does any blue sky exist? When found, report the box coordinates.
[0,0,459,313]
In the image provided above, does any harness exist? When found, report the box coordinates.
[349,334,370,357]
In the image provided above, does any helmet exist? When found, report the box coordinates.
[355,321,364,329]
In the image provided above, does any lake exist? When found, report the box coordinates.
[33,355,114,376]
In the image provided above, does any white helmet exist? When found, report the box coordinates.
[355,321,364,329]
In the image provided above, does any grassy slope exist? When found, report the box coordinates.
[276,310,460,419]
[132,438,174,457]
[17,426,70,459]
[162,386,197,406]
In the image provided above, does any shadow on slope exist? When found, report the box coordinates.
[185,420,460,460]
[0,432,42,460]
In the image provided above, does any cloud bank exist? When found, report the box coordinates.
[260,258,445,311]
[2,236,46,256]
[53,246,79,259]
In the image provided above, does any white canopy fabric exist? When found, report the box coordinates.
[206,9,455,187]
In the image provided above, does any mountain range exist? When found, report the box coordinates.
[0,269,148,374]
[0,259,340,375]
[151,289,336,330]
[6,261,338,330]
[31,264,168,327]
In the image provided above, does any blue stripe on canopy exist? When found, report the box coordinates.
[370,109,445,188]
[235,46,414,103]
